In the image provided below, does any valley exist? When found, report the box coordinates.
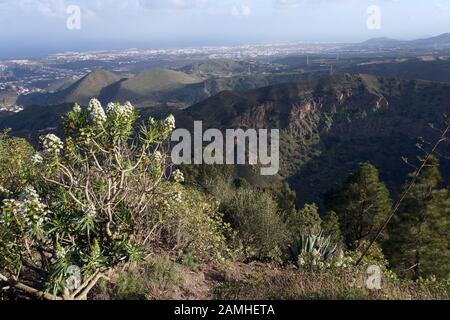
[1,33,449,302]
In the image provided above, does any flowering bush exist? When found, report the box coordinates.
[43,134,64,156]
[87,98,107,124]
[172,169,185,183]
[1,187,50,285]
[0,99,233,300]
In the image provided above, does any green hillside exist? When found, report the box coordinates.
[99,69,202,107]
[18,69,121,106]
[179,59,251,77]
[119,69,200,93]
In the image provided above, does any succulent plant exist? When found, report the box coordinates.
[292,230,339,269]
[300,230,338,260]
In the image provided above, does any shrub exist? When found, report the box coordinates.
[287,204,322,237]
[112,273,148,300]
[0,99,232,300]
[99,256,180,300]
[145,256,180,292]
[180,247,200,270]
[217,183,289,262]
[147,184,237,262]
[0,130,35,192]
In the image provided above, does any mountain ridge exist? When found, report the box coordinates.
[181,73,450,204]
[358,33,450,49]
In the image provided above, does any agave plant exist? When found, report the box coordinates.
[293,230,338,269]
[300,230,337,259]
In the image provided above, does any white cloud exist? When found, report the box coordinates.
[0,0,68,17]
[274,0,408,8]
[231,4,252,17]
[133,0,209,10]
[275,0,303,9]
[0,0,210,18]
[241,5,252,16]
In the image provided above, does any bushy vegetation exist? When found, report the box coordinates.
[0,130,35,191]
[210,179,289,262]
[97,256,181,300]
[0,100,233,300]
[0,99,448,301]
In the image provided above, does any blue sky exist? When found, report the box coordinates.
[0,0,450,58]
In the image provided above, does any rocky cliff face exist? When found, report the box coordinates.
[185,73,450,205]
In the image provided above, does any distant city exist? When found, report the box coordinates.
[2,33,450,113]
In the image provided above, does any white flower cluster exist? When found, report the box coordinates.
[87,98,107,125]
[106,103,116,114]
[79,129,94,144]
[1,186,49,227]
[172,169,185,183]
[332,250,353,269]
[56,245,69,259]
[161,191,183,209]
[0,199,14,224]
[153,151,163,163]
[19,185,39,201]
[164,114,176,132]
[298,249,353,270]
[172,192,183,204]
[31,152,44,164]
[106,101,135,120]
[73,103,82,113]
[43,134,64,155]
[83,203,97,218]
[298,251,322,269]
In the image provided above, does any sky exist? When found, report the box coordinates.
[0,0,450,58]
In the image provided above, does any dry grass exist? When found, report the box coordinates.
[213,265,449,301]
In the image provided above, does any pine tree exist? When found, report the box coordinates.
[385,156,449,279]
[322,211,343,244]
[325,162,392,250]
